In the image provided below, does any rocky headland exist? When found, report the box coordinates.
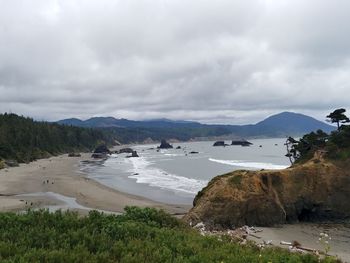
[184,151,350,228]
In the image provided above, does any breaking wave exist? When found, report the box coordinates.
[126,157,207,194]
[209,158,289,170]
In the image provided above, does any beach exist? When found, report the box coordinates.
[0,153,190,215]
[248,223,350,262]
[1,151,349,262]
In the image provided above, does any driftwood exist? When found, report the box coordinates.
[279,241,332,256]
[0,193,15,196]
[249,233,262,239]
[280,241,292,245]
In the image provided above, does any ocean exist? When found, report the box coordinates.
[80,138,290,205]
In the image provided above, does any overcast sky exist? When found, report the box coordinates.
[0,0,349,124]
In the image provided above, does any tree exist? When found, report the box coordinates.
[285,136,299,164]
[326,108,350,131]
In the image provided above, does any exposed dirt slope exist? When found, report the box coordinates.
[184,153,350,227]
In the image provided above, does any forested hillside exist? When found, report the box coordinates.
[58,112,335,139]
[0,113,115,163]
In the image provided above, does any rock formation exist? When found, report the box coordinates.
[184,152,350,228]
[118,148,134,154]
[91,145,110,158]
[68,152,81,157]
[93,145,110,154]
[158,139,173,149]
[213,141,227,147]
[231,140,253,146]
[4,160,19,167]
[126,150,139,158]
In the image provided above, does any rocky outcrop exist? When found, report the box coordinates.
[158,139,173,149]
[231,140,252,146]
[213,141,228,147]
[91,153,107,159]
[118,148,134,154]
[68,152,81,157]
[93,145,110,154]
[4,160,19,167]
[92,145,110,159]
[184,153,350,228]
[126,150,139,158]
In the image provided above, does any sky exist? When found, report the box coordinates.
[0,0,349,124]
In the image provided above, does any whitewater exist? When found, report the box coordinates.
[81,138,290,205]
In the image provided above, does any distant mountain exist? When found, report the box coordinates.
[56,112,335,140]
[57,117,201,129]
[57,118,85,126]
[244,112,335,137]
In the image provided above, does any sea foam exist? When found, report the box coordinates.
[209,158,289,170]
[125,157,207,194]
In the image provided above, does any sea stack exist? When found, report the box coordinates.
[158,139,173,149]
[231,140,253,146]
[91,144,110,158]
[213,141,226,146]
[126,150,139,158]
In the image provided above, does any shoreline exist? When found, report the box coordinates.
[248,223,350,262]
[0,153,190,215]
[1,150,349,261]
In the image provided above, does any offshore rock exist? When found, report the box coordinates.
[231,140,253,146]
[184,152,350,227]
[93,145,110,154]
[158,139,173,149]
[118,148,134,154]
[213,141,227,147]
[126,150,139,158]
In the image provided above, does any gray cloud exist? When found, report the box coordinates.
[0,0,349,124]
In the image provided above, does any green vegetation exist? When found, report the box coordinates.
[0,159,5,169]
[229,174,243,187]
[286,108,350,163]
[0,207,337,262]
[0,113,115,163]
[326,108,350,131]
[103,125,236,144]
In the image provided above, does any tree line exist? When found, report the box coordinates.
[0,113,116,163]
[285,108,350,164]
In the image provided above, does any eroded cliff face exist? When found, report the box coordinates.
[184,154,350,227]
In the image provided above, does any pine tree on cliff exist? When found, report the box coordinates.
[326,108,350,131]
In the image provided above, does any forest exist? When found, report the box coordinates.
[285,109,350,163]
[0,113,115,163]
[0,113,233,165]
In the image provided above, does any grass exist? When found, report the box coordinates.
[0,207,340,262]
[229,174,243,187]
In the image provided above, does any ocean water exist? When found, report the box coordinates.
[81,138,290,205]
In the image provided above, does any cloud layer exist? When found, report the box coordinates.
[1,0,349,124]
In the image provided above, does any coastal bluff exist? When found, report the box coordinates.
[184,152,350,227]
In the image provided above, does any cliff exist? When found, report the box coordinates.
[184,152,350,227]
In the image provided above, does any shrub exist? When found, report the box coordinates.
[0,209,337,262]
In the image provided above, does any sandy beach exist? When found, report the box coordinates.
[0,153,190,215]
[1,153,349,262]
[248,223,350,262]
